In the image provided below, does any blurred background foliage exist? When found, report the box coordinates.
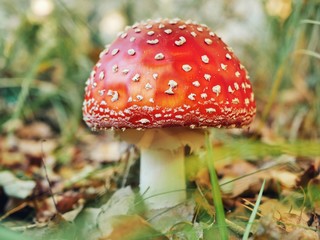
[0,0,319,148]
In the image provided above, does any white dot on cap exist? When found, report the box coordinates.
[152,73,158,79]
[201,55,209,64]
[130,37,136,42]
[132,73,140,82]
[147,39,159,45]
[204,38,212,45]
[192,81,200,87]
[188,93,196,101]
[204,74,211,81]
[212,85,221,95]
[155,53,165,60]
[220,63,227,70]
[111,48,119,56]
[182,64,192,72]
[190,31,197,37]
[175,36,186,46]
[128,49,136,55]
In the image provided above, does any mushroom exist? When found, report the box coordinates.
[83,18,256,210]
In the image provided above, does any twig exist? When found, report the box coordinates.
[41,140,58,213]
[0,202,28,222]
[225,219,246,237]
[9,222,48,232]
[121,146,136,188]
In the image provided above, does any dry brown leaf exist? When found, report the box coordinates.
[217,160,257,177]
[284,227,319,240]
[221,173,269,198]
[16,121,54,139]
[147,199,196,233]
[270,170,297,188]
[62,198,85,222]
[56,191,84,214]
[101,215,168,240]
[254,214,288,239]
[259,199,310,233]
[195,161,269,200]
[0,151,25,167]
[89,141,126,163]
[17,139,57,158]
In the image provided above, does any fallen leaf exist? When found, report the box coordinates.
[18,139,57,158]
[270,170,297,188]
[56,191,84,214]
[102,215,168,240]
[97,186,136,237]
[89,141,126,163]
[259,199,309,233]
[62,199,84,222]
[0,171,36,199]
[147,199,196,233]
[218,160,257,177]
[254,214,286,239]
[284,227,319,240]
[16,121,53,139]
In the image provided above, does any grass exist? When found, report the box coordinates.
[205,133,228,239]
[242,179,265,239]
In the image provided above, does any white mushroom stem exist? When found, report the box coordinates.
[140,147,186,209]
[118,128,205,210]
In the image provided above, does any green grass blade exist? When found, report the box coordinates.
[295,49,320,60]
[301,19,320,25]
[242,179,266,240]
[205,133,228,240]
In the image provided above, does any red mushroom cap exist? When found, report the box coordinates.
[83,19,256,130]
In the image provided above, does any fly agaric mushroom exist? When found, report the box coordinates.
[83,18,256,209]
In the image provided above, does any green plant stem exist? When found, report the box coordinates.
[242,179,266,240]
[205,133,228,240]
